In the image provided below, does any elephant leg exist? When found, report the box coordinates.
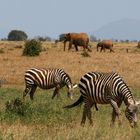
[110,48,114,53]
[64,40,67,51]
[75,45,78,51]
[104,47,106,52]
[68,42,72,51]
[97,46,99,51]
[83,46,87,52]
[87,46,92,52]
[110,45,114,53]
[100,47,103,52]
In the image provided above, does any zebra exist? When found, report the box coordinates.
[23,68,77,100]
[64,72,140,127]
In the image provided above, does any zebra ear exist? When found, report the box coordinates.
[136,101,140,106]
[73,84,78,89]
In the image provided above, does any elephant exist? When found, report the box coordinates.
[97,40,114,52]
[59,33,91,52]
[137,41,140,48]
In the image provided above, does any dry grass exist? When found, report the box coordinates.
[0,41,140,139]
[0,41,139,88]
[0,117,140,140]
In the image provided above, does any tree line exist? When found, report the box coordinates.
[1,30,52,41]
[1,29,139,43]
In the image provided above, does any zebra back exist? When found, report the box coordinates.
[79,72,134,104]
[25,68,72,89]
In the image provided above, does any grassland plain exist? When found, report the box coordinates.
[0,41,140,140]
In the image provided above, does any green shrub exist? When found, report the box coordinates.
[5,98,29,116]
[23,39,42,56]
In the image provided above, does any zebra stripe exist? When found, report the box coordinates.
[64,72,140,127]
[23,68,74,100]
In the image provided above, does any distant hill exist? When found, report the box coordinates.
[93,18,140,41]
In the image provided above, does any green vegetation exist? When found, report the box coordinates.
[0,88,140,139]
[8,30,28,41]
[0,88,80,124]
[23,39,42,56]
[0,41,140,139]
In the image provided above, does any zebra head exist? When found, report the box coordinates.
[67,84,78,100]
[125,100,140,127]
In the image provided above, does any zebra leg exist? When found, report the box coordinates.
[110,99,121,126]
[52,85,60,99]
[116,102,122,126]
[23,86,32,100]
[111,109,122,126]
[95,103,98,111]
[29,85,37,100]
[87,105,93,125]
[81,103,93,125]
[111,108,118,126]
[81,104,87,125]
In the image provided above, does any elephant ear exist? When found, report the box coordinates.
[65,33,71,39]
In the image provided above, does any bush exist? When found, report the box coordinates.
[5,98,28,116]
[23,39,42,56]
[8,30,28,41]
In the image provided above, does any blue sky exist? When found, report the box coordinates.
[1,0,140,39]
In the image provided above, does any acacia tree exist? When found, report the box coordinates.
[8,30,28,41]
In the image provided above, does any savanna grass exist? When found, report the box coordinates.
[0,88,139,139]
[0,41,140,139]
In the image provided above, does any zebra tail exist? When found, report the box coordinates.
[64,95,83,108]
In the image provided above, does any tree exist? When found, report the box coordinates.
[8,30,28,41]
[34,36,52,41]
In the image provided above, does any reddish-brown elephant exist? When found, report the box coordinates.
[59,33,91,51]
[97,40,114,52]
[137,41,140,48]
